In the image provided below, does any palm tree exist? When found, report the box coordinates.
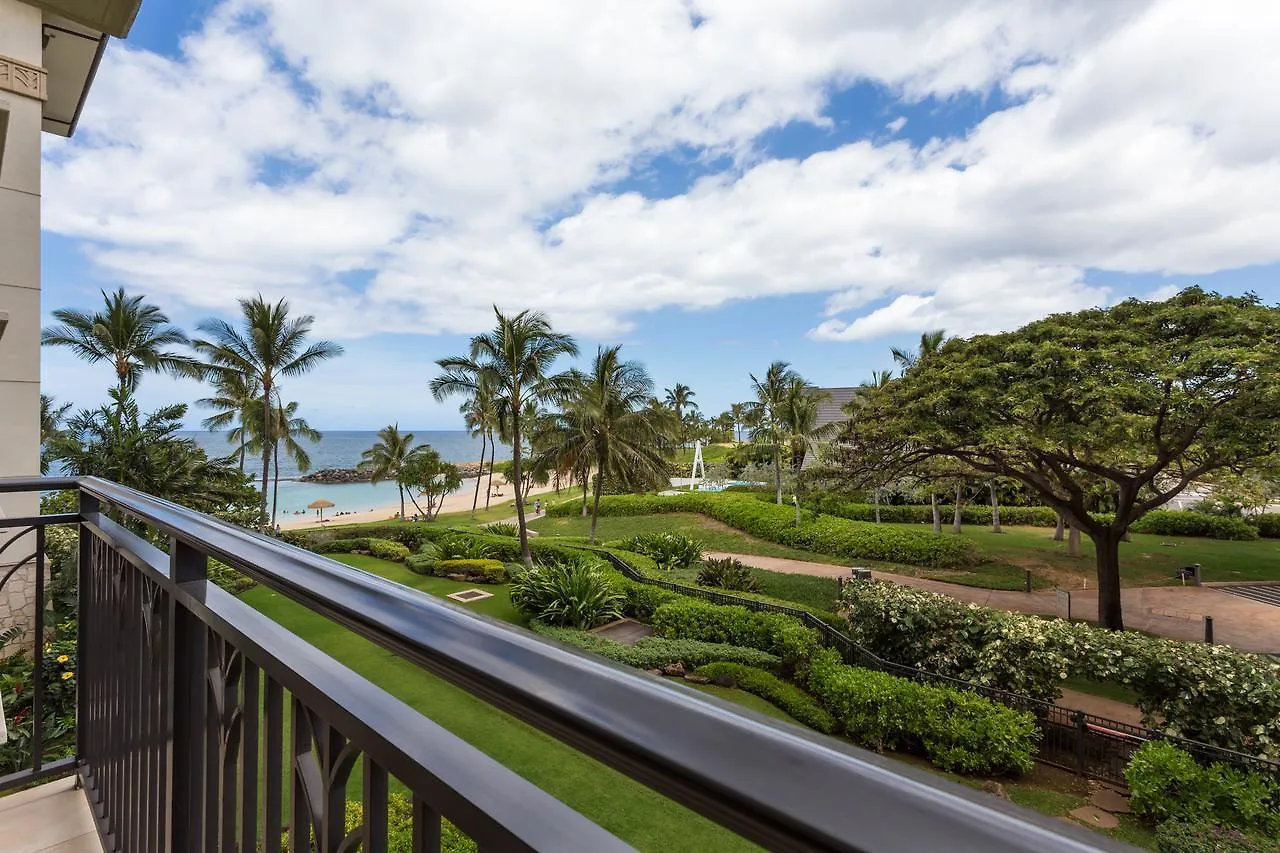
[358,425,422,521]
[779,379,839,524]
[460,381,501,517]
[541,346,673,544]
[193,296,343,529]
[196,370,261,471]
[432,307,578,567]
[729,402,747,443]
[41,288,200,395]
[890,329,948,375]
[39,395,72,474]
[268,400,321,526]
[663,382,697,444]
[744,360,803,505]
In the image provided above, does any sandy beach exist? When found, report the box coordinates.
[278,474,565,530]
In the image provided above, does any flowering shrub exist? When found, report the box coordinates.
[550,494,976,568]
[841,582,1280,758]
[0,633,78,775]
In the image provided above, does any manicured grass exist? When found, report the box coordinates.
[528,512,849,566]
[881,522,1280,587]
[328,553,525,624]
[241,585,758,851]
[673,444,735,466]
[682,682,802,725]
[922,562,1055,591]
[1060,675,1142,706]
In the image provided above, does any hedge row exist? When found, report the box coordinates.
[841,581,1280,758]
[529,621,783,670]
[1129,510,1259,541]
[693,663,836,734]
[1254,514,1280,539]
[312,537,410,562]
[1125,741,1280,839]
[804,647,1038,775]
[648,599,1037,775]
[548,494,977,568]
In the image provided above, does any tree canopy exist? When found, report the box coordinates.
[849,288,1280,629]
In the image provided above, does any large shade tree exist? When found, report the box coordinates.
[193,297,343,529]
[358,425,422,521]
[41,288,199,394]
[541,346,674,543]
[850,289,1280,629]
[432,308,578,567]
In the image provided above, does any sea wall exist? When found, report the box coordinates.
[299,461,488,484]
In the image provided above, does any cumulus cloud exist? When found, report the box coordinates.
[41,0,1280,345]
[885,116,907,133]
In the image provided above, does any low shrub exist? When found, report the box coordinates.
[530,622,782,670]
[510,558,624,629]
[619,532,704,571]
[807,495,1060,529]
[694,663,835,733]
[1153,821,1275,853]
[804,648,1038,776]
[315,537,369,554]
[434,558,508,584]
[367,538,411,562]
[1252,513,1280,539]
[650,600,821,668]
[1130,510,1259,541]
[553,493,976,568]
[697,557,761,592]
[485,522,520,537]
[405,553,435,575]
[434,533,496,561]
[1125,741,1280,838]
[840,581,1280,757]
[209,559,256,594]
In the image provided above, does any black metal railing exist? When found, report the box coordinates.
[588,549,1280,787]
[0,476,1131,852]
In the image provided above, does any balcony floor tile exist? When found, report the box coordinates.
[0,777,102,853]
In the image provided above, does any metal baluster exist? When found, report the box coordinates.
[169,540,208,853]
[362,756,388,853]
[241,661,261,853]
[262,677,284,853]
[291,696,310,853]
[31,527,46,773]
[412,797,442,853]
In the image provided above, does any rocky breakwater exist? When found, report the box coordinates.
[299,462,488,484]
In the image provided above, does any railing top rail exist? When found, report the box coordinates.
[3,476,1130,852]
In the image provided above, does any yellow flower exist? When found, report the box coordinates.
[61,671,73,680]
[56,655,69,663]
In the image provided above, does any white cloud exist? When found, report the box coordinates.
[40,0,1280,348]
[885,116,907,133]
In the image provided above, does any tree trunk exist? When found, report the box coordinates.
[1093,532,1125,630]
[581,468,589,516]
[471,431,485,518]
[485,432,495,510]
[398,483,406,520]
[259,385,272,530]
[1067,524,1081,557]
[774,448,783,505]
[1054,512,1065,541]
[407,489,427,519]
[238,439,246,473]
[990,481,1002,533]
[511,409,532,568]
[271,440,280,529]
[589,471,605,545]
[951,482,963,534]
[930,492,941,533]
[873,487,881,524]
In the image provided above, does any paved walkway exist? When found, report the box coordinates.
[707,552,1280,654]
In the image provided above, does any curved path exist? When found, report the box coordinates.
[706,552,1280,654]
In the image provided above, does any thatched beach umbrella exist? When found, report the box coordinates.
[308,498,335,523]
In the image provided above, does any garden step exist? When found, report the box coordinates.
[1068,804,1120,830]
[1088,787,1132,814]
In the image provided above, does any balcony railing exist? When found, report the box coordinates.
[0,476,1131,852]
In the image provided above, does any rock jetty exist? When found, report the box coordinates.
[299,462,488,484]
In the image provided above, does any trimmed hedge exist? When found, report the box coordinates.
[650,600,822,668]
[368,538,411,562]
[1253,513,1280,539]
[530,622,783,670]
[1125,741,1280,839]
[1130,510,1259,541]
[549,493,976,568]
[807,495,1060,528]
[841,581,1280,758]
[435,558,508,584]
[804,647,1038,775]
[693,663,836,734]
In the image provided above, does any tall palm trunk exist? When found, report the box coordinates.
[989,481,1002,533]
[471,431,486,517]
[398,483,406,520]
[485,431,496,510]
[510,409,532,568]
[271,440,281,529]
[952,482,963,534]
[259,383,272,530]
[588,440,607,544]
[930,492,941,533]
[774,447,783,505]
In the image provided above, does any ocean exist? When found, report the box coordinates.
[183,430,509,521]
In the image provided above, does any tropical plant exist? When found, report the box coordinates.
[538,346,674,543]
[397,448,463,521]
[358,425,422,521]
[729,402,747,443]
[890,328,948,375]
[39,394,72,474]
[432,307,579,567]
[460,380,500,516]
[663,382,697,443]
[193,296,343,529]
[484,522,520,537]
[696,557,760,592]
[618,531,703,571]
[196,369,261,472]
[744,360,803,505]
[41,288,200,395]
[266,400,321,526]
[510,557,624,629]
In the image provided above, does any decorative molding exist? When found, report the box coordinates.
[0,55,47,102]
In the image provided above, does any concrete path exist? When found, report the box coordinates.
[707,552,1280,654]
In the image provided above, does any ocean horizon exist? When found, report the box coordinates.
[183,430,512,521]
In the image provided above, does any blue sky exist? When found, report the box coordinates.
[38,0,1280,429]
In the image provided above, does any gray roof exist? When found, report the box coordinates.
[815,387,859,428]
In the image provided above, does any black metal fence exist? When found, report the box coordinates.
[588,549,1280,787]
[0,476,1128,853]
